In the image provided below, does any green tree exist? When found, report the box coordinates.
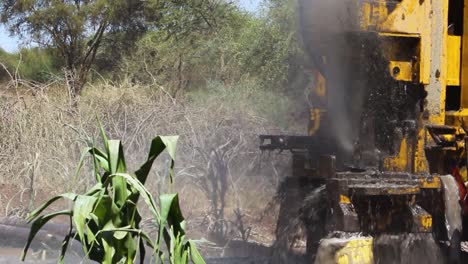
[1,0,142,97]
[0,47,61,82]
[250,0,305,91]
[121,1,238,94]
[1,0,231,99]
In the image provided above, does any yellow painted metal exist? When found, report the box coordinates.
[414,128,429,173]
[366,0,432,85]
[340,195,351,204]
[439,134,456,142]
[445,109,468,127]
[419,177,441,189]
[357,0,450,175]
[313,1,465,262]
[447,35,461,86]
[388,61,413,81]
[358,0,468,176]
[335,239,374,264]
[309,109,324,136]
[308,70,326,136]
[461,167,468,183]
[383,137,409,172]
[314,71,326,98]
[461,0,468,108]
[420,215,433,232]
[378,32,420,38]
[359,1,388,30]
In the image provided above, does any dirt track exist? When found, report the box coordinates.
[0,216,466,264]
[0,217,273,264]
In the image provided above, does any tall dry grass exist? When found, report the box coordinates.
[0,80,296,242]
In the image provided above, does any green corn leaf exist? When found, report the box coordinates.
[22,129,203,263]
[94,228,155,248]
[112,174,128,208]
[102,219,116,232]
[84,183,104,196]
[124,233,137,264]
[113,225,131,240]
[160,193,185,236]
[21,210,72,261]
[112,173,160,219]
[181,248,189,264]
[160,136,179,182]
[102,239,115,264]
[109,140,124,174]
[74,146,93,180]
[109,140,128,206]
[158,193,185,263]
[135,136,179,185]
[92,195,119,227]
[73,195,98,253]
[92,227,155,263]
[173,233,187,264]
[92,147,110,174]
[188,240,206,264]
[86,223,99,246]
[97,116,109,154]
[75,146,108,176]
[93,148,110,173]
[27,193,77,222]
[117,141,127,173]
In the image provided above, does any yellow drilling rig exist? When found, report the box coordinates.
[261,0,468,263]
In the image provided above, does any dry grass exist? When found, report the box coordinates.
[0,79,296,243]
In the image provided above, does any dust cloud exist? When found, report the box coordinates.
[298,0,365,160]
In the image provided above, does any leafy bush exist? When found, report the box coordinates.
[0,47,61,82]
[0,47,17,80]
[122,1,305,93]
[17,47,61,82]
[22,121,205,264]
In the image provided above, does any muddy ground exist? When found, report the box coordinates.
[1,216,467,264]
[1,184,467,264]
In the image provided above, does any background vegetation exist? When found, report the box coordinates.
[0,0,310,254]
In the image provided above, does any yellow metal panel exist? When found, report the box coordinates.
[447,35,461,86]
[309,109,324,136]
[419,177,441,189]
[445,109,468,127]
[388,61,413,81]
[383,138,409,172]
[379,0,432,84]
[335,239,374,264]
[359,2,372,30]
[340,195,351,204]
[462,0,468,108]
[420,215,433,231]
[461,167,468,183]
[414,128,429,174]
[378,32,420,38]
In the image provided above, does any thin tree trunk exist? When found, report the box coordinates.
[175,53,183,96]
[220,49,227,86]
[64,67,84,108]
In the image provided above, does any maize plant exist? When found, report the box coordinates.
[21,122,205,264]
